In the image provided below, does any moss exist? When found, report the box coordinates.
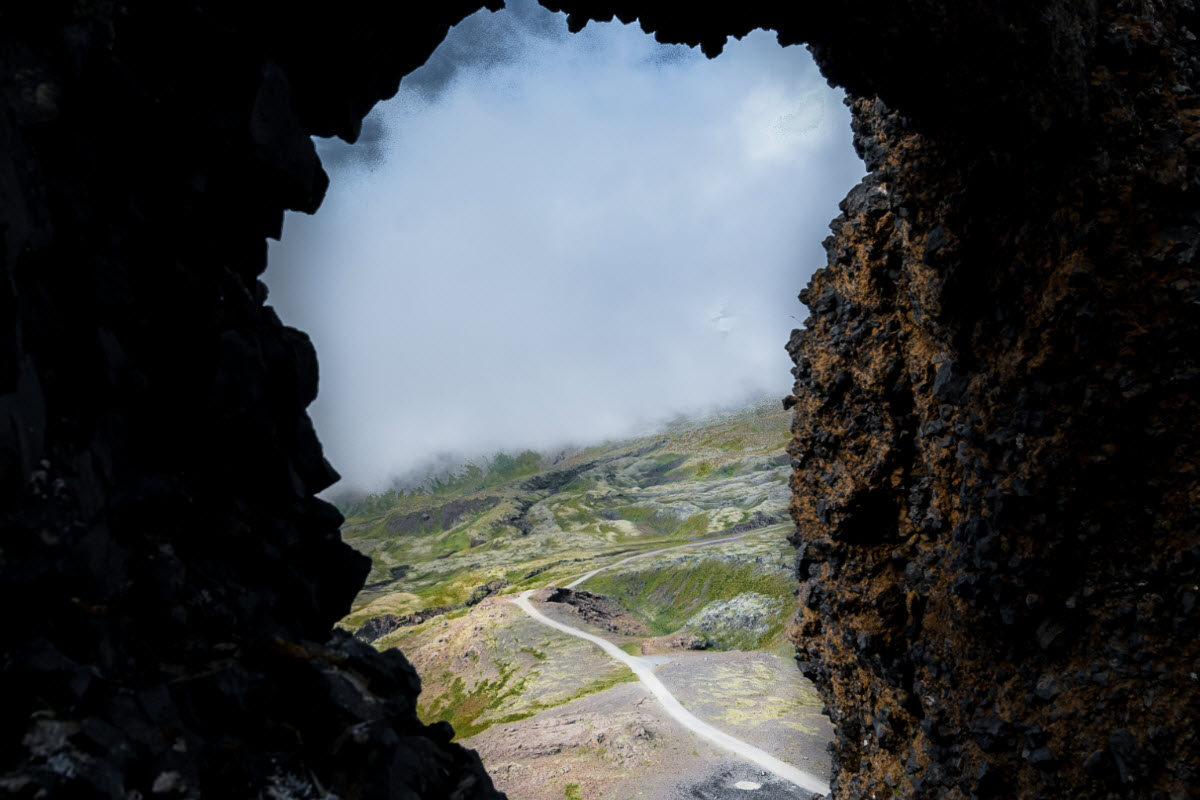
[676,513,709,538]
[580,558,793,647]
[556,666,638,702]
[491,710,538,726]
[612,506,709,538]
[423,652,637,742]
[420,660,531,740]
[432,529,470,559]
[552,496,601,530]
[560,476,597,492]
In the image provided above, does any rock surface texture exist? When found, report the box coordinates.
[2,1,1198,799]
[0,2,505,798]
[784,9,1200,799]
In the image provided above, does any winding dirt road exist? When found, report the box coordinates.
[510,532,830,797]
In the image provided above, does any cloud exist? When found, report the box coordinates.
[264,0,863,492]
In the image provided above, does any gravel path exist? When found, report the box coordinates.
[512,588,830,796]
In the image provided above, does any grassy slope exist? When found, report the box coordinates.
[337,396,799,738]
[576,531,796,650]
[339,396,795,628]
[379,599,638,740]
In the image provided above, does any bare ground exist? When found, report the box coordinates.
[463,643,831,800]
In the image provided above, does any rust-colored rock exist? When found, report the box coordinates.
[783,12,1200,800]
[552,3,1200,795]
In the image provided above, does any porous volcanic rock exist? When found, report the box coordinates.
[0,2,505,797]
[778,9,1200,800]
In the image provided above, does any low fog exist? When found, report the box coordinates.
[264,0,863,493]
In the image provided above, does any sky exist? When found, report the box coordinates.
[264,0,863,493]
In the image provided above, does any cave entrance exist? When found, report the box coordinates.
[263,1,860,796]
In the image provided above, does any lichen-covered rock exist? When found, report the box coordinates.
[355,612,408,643]
[684,591,783,650]
[781,9,1200,800]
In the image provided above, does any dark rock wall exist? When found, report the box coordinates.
[0,2,504,797]
[2,0,1198,798]
[785,8,1200,798]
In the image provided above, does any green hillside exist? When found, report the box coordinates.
[336,395,806,741]
[339,396,794,631]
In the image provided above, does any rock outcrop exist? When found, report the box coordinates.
[783,8,1200,798]
[2,1,1197,798]
[383,497,503,537]
[535,587,650,636]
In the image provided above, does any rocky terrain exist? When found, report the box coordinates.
[376,526,831,799]
[334,403,832,796]
[3,2,1197,798]
[464,653,829,800]
[341,399,793,635]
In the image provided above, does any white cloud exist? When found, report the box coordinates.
[264,1,863,492]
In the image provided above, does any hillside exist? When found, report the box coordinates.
[338,397,833,798]
[339,396,794,633]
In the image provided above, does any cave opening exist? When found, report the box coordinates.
[260,2,861,795]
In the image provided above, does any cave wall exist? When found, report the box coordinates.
[789,103,1200,799]
[2,1,1198,798]
[787,49,1200,800]
[0,2,506,797]
[794,7,1200,798]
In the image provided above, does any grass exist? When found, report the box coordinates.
[340,396,797,649]
[564,783,583,800]
[338,450,544,519]
[421,661,530,740]
[560,666,638,700]
[552,496,601,530]
[421,658,638,741]
[699,434,745,451]
[611,507,709,539]
[579,557,794,647]
[340,590,423,629]
[618,641,642,656]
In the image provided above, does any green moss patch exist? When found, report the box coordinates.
[579,558,793,649]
